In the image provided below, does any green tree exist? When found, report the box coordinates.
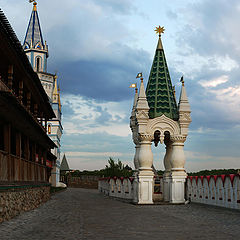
[103,157,133,177]
[188,169,238,176]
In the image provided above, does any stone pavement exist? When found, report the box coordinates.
[0,188,240,240]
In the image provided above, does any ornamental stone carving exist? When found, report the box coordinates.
[138,133,153,142]
[170,135,186,143]
[179,112,191,122]
[146,114,181,136]
[136,110,149,120]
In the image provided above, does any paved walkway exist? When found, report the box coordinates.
[0,188,240,240]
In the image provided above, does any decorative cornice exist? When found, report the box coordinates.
[170,135,186,143]
[138,133,153,142]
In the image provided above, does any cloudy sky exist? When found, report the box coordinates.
[2,0,240,172]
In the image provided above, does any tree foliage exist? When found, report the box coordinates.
[67,157,133,178]
[188,169,239,176]
[103,157,133,177]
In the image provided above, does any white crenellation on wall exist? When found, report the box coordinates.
[98,177,164,202]
[186,174,240,209]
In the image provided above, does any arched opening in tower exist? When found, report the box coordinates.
[36,57,41,72]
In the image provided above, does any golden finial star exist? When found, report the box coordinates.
[155,25,165,36]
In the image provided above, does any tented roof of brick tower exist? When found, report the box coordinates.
[146,26,178,120]
[60,154,70,171]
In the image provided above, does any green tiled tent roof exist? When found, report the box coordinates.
[146,36,179,120]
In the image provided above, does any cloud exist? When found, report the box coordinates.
[3,0,150,100]
[172,53,238,79]
[175,0,240,61]
[61,132,136,170]
[62,93,133,137]
[51,47,150,101]
[3,0,240,172]
[91,0,135,15]
[166,9,178,20]
[185,151,240,172]
[66,151,124,158]
[199,75,229,88]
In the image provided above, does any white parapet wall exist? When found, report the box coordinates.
[98,177,134,200]
[186,174,240,209]
[98,177,164,202]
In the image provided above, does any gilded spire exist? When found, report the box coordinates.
[180,76,185,86]
[29,0,37,11]
[53,75,58,96]
[53,75,61,111]
[155,25,165,50]
[33,2,37,11]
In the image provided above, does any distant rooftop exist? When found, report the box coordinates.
[60,154,70,171]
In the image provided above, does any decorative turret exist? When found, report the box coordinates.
[146,26,178,120]
[23,1,48,72]
[132,88,138,114]
[130,86,140,170]
[53,76,61,104]
[135,74,150,134]
[129,26,192,205]
[130,87,138,127]
[178,77,191,136]
[52,75,62,119]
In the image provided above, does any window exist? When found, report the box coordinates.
[36,57,40,72]
[36,56,42,72]
[48,124,51,134]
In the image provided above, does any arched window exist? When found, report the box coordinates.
[36,57,42,72]
[48,124,51,134]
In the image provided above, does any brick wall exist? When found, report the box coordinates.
[67,176,99,189]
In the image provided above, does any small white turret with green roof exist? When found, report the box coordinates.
[130,26,191,204]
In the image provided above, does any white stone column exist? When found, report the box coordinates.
[134,133,154,204]
[169,136,187,204]
[131,127,139,177]
[163,141,172,202]
[51,165,58,187]
[134,144,140,171]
